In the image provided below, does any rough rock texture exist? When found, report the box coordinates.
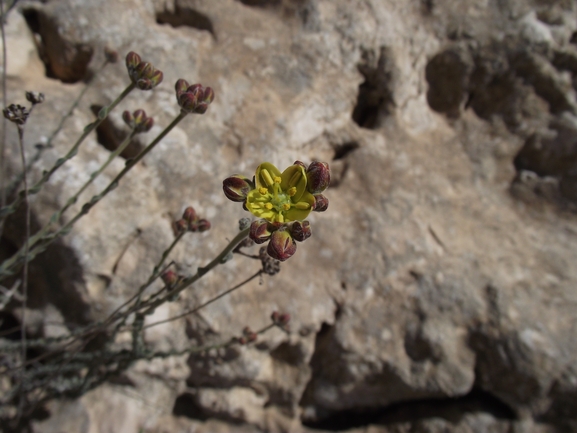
[1,0,577,432]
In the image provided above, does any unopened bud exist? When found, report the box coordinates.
[25,91,45,105]
[306,161,330,194]
[223,175,254,202]
[175,79,190,97]
[196,219,211,232]
[290,220,311,242]
[125,51,141,70]
[122,110,133,126]
[3,104,29,125]
[249,219,274,244]
[293,160,307,169]
[267,229,297,262]
[161,269,179,286]
[175,218,188,233]
[312,194,329,212]
[182,206,198,224]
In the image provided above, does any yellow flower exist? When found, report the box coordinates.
[245,162,315,223]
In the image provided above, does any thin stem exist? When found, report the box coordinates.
[0,82,136,226]
[0,109,187,279]
[0,0,7,212]
[138,227,251,317]
[5,57,114,199]
[15,122,28,421]
[52,128,138,221]
[142,269,262,330]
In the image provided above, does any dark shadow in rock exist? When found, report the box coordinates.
[22,7,93,83]
[156,5,216,39]
[0,203,92,327]
[353,47,395,129]
[90,105,143,159]
[425,47,472,118]
[186,345,243,388]
[270,341,306,367]
[173,392,209,421]
[333,142,359,161]
[237,0,282,7]
[537,374,577,433]
[302,388,516,431]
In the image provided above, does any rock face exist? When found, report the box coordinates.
[1,0,576,432]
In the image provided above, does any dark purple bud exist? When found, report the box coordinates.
[133,109,146,124]
[175,79,190,97]
[122,110,133,126]
[175,218,188,233]
[267,229,297,262]
[249,219,274,244]
[178,93,199,112]
[161,269,179,286]
[306,161,330,194]
[223,175,254,202]
[141,117,154,132]
[25,91,45,105]
[126,51,141,70]
[182,206,198,224]
[3,104,29,125]
[148,69,163,87]
[202,87,215,104]
[136,78,153,90]
[312,194,329,212]
[196,219,211,232]
[135,61,153,78]
[290,221,312,242]
[278,313,290,326]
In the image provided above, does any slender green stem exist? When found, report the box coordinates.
[0,110,187,279]
[0,82,136,224]
[142,269,262,330]
[4,58,114,200]
[137,227,251,317]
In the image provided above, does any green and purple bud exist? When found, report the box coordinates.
[196,219,211,232]
[312,194,329,212]
[125,52,164,90]
[293,160,307,169]
[223,175,254,202]
[25,91,45,105]
[123,109,154,133]
[249,219,274,244]
[182,206,198,224]
[176,82,215,114]
[306,161,330,194]
[267,229,297,261]
[161,269,179,287]
[290,220,311,242]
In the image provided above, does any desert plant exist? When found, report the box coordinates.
[0,36,330,431]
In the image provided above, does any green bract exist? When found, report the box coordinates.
[246,162,315,223]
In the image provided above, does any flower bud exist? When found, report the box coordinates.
[223,175,254,202]
[249,219,274,244]
[175,218,188,233]
[267,229,297,262]
[175,79,190,97]
[3,104,29,125]
[125,51,141,70]
[290,220,311,242]
[141,117,154,132]
[25,91,45,105]
[148,69,164,87]
[196,219,211,232]
[202,87,215,104]
[306,161,330,194]
[182,206,198,224]
[161,269,179,286]
[133,109,145,124]
[122,110,133,126]
[178,93,198,112]
[312,194,329,212]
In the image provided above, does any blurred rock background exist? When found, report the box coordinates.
[1,0,577,432]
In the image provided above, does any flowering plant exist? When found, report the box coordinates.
[223,161,330,261]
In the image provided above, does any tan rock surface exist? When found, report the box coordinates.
[0,0,575,432]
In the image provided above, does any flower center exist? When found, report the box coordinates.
[249,169,310,223]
